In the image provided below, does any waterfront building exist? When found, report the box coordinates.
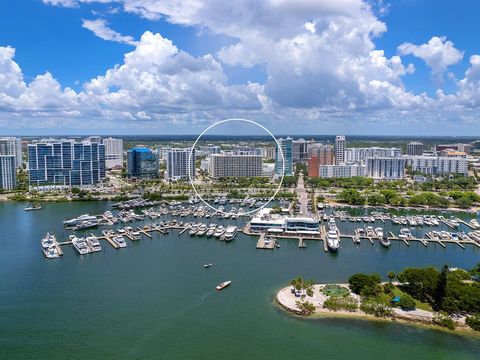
[404,155,468,176]
[335,135,346,165]
[261,147,275,160]
[127,147,158,179]
[318,164,365,178]
[166,148,195,181]
[0,137,22,168]
[210,154,262,178]
[292,138,309,163]
[275,137,293,176]
[249,208,319,233]
[0,155,16,190]
[345,147,402,164]
[102,137,123,169]
[407,141,424,156]
[435,143,472,155]
[28,139,106,187]
[365,157,405,180]
[309,144,334,165]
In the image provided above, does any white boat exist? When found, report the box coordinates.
[86,236,102,252]
[216,280,231,290]
[206,227,216,237]
[327,230,339,252]
[41,233,60,258]
[72,237,90,255]
[25,203,42,211]
[41,233,55,249]
[63,214,97,227]
[113,236,127,248]
[214,226,225,238]
[375,227,384,238]
[196,224,208,236]
[223,226,238,241]
[189,224,199,236]
[203,263,213,268]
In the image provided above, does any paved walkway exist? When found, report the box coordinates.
[295,171,308,215]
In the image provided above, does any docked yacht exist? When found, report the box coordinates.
[327,230,339,252]
[41,233,60,259]
[223,226,238,241]
[86,236,102,252]
[63,214,97,227]
[399,228,412,239]
[214,226,225,238]
[375,227,384,238]
[196,224,208,236]
[73,220,99,230]
[72,237,90,255]
[189,224,199,236]
[206,225,216,237]
[113,235,127,248]
[380,235,391,248]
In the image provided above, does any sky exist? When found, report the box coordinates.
[0,0,480,136]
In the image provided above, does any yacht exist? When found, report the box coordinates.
[189,224,199,236]
[214,226,225,238]
[113,235,127,248]
[375,227,384,238]
[25,203,42,211]
[63,214,97,227]
[41,233,60,259]
[206,226,216,237]
[72,237,90,255]
[380,235,391,248]
[196,224,208,236]
[41,233,55,249]
[223,226,238,241]
[203,263,213,268]
[44,246,60,259]
[216,280,232,290]
[399,228,412,239]
[73,220,99,230]
[327,230,339,252]
[86,236,102,252]
[470,219,480,229]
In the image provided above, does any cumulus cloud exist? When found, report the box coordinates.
[398,36,464,84]
[81,18,138,46]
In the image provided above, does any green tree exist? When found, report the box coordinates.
[348,273,381,295]
[397,294,416,311]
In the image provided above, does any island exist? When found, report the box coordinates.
[276,264,480,334]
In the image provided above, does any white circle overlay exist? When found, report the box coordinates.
[187,118,285,216]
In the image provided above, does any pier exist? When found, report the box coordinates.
[256,233,275,250]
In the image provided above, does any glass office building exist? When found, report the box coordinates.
[127,147,158,179]
[275,137,293,176]
[28,139,106,187]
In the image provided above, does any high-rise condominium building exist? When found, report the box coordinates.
[0,155,16,190]
[345,147,402,164]
[309,144,334,165]
[335,135,346,165]
[292,139,309,163]
[0,137,22,168]
[275,137,293,176]
[28,139,105,187]
[261,147,275,160]
[407,142,424,156]
[127,147,158,179]
[404,155,467,176]
[102,137,123,169]
[210,154,262,178]
[166,148,196,181]
[365,157,406,180]
[435,143,472,155]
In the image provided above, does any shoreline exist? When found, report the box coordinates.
[275,285,480,338]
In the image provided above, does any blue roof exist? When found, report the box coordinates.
[130,147,151,153]
[392,296,401,302]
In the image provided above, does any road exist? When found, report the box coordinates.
[295,171,309,215]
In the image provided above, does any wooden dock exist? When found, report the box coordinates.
[320,226,328,252]
[256,233,275,250]
[298,238,306,248]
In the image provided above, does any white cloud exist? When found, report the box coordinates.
[398,36,464,83]
[81,18,138,46]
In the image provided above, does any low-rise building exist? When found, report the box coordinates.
[249,208,319,234]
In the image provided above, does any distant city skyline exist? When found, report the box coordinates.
[1,1,480,135]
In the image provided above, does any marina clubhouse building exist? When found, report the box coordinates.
[249,208,320,234]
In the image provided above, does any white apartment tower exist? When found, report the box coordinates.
[102,137,124,169]
[166,148,196,181]
[0,137,22,168]
[210,154,262,178]
[335,135,346,165]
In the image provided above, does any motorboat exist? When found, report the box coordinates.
[63,214,97,227]
[72,237,90,255]
[25,203,42,211]
[380,235,391,248]
[203,263,213,268]
[327,230,339,252]
[113,236,127,248]
[214,226,225,238]
[216,280,232,290]
[196,224,208,236]
[375,227,384,238]
[223,226,238,241]
[189,224,199,236]
[86,236,102,252]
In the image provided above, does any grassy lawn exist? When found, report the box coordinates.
[392,286,433,312]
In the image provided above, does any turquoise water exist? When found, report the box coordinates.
[1,201,480,359]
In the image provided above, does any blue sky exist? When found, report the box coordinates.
[0,0,479,135]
